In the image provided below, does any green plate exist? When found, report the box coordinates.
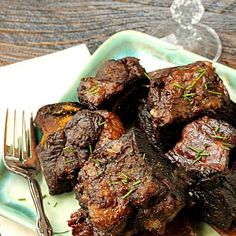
[1,30,236,235]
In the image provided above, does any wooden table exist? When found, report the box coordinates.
[0,0,235,68]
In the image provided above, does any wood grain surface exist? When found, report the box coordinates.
[0,0,235,68]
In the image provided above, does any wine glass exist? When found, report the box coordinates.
[152,0,222,61]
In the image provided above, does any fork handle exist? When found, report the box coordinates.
[27,177,53,236]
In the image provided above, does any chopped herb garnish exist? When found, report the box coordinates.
[88,86,100,95]
[186,68,207,90]
[88,144,93,155]
[133,180,141,186]
[18,198,26,201]
[204,82,212,90]
[98,120,106,126]
[122,188,135,199]
[54,230,69,235]
[183,93,196,101]
[144,72,152,80]
[121,179,128,184]
[142,153,146,160]
[188,146,210,165]
[173,83,185,89]
[120,173,128,179]
[63,146,75,153]
[222,142,235,150]
[207,90,222,96]
[93,159,100,166]
[65,159,74,164]
[214,126,220,133]
[53,202,58,207]
[211,135,226,140]
[47,202,51,205]
[42,194,47,199]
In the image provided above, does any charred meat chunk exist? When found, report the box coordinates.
[77,57,149,123]
[165,116,236,176]
[69,129,189,235]
[34,102,81,143]
[190,170,236,230]
[138,61,236,151]
[35,104,125,195]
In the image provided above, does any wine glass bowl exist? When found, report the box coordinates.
[152,0,222,61]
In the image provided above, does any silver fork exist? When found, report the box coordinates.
[3,109,53,236]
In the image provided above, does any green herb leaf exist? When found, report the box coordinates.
[207,90,222,96]
[54,230,69,235]
[173,83,185,89]
[211,135,226,140]
[183,93,196,101]
[18,198,26,201]
[133,180,141,186]
[88,85,100,95]
[88,144,93,155]
[98,120,106,126]
[63,146,75,153]
[65,159,74,165]
[144,72,152,80]
[186,68,207,90]
[122,188,135,199]
[142,153,146,160]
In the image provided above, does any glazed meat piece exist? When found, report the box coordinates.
[35,104,125,195]
[190,170,236,230]
[165,116,236,177]
[77,57,149,123]
[69,129,189,235]
[138,61,236,151]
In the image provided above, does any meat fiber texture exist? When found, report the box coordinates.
[69,129,189,235]
[77,57,149,124]
[138,61,236,152]
[35,104,125,195]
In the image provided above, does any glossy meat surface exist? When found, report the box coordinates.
[69,130,189,235]
[36,104,125,195]
[166,116,236,176]
[190,170,236,230]
[77,57,149,123]
[139,61,236,152]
